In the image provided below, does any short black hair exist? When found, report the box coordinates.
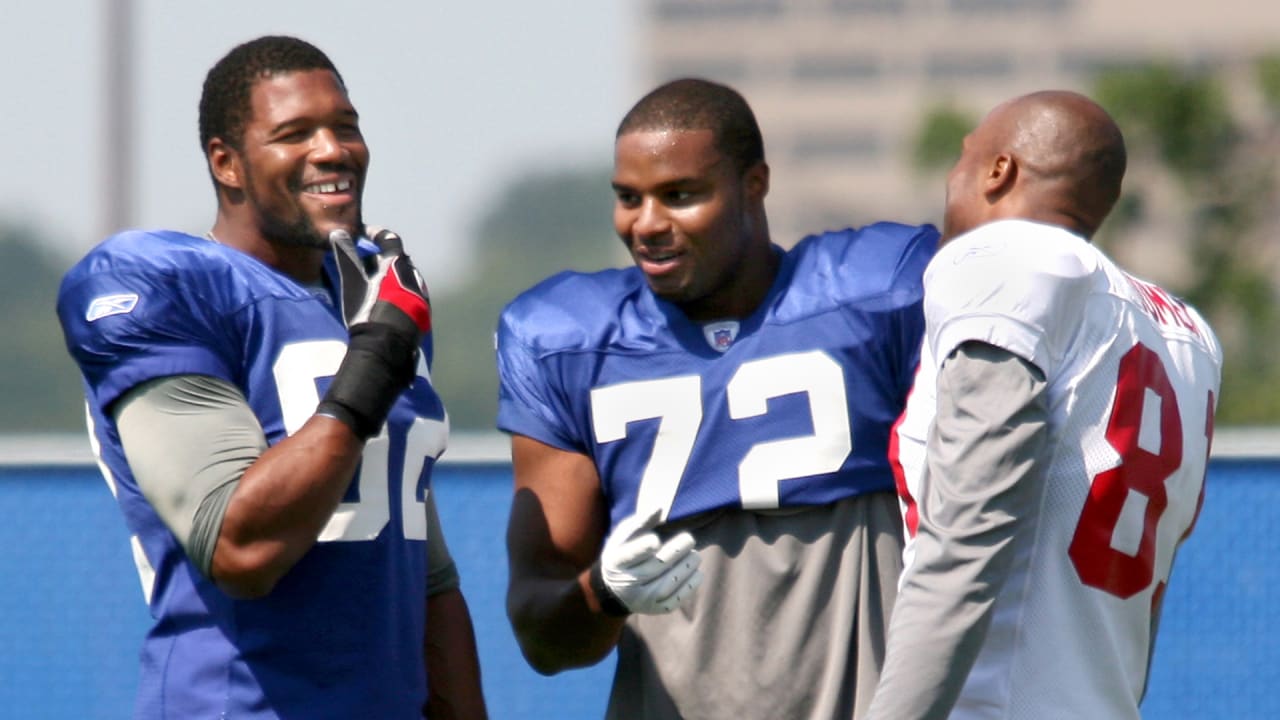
[616,78,765,172]
[198,35,343,153]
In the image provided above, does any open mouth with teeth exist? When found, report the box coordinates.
[302,178,354,194]
[635,248,685,278]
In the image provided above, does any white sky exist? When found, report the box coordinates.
[3,1,638,291]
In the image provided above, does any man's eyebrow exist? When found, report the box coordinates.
[612,176,703,190]
[267,108,360,135]
[266,118,308,135]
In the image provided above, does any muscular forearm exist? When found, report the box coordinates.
[118,375,366,596]
[508,568,626,674]
[212,415,363,597]
[505,436,624,674]
[424,589,488,719]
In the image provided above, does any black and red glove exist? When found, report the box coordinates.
[317,226,432,439]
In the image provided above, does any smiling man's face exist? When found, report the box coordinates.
[236,68,369,249]
[611,128,768,322]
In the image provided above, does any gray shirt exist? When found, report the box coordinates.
[866,341,1051,720]
[608,491,903,720]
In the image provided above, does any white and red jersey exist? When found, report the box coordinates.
[891,219,1222,718]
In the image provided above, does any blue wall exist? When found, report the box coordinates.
[0,459,1274,718]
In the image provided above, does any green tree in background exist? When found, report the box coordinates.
[16,60,1279,433]
[910,105,976,174]
[1,223,85,432]
[429,166,623,431]
[1094,62,1280,424]
[909,62,1280,425]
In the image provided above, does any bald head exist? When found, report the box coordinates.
[943,90,1126,241]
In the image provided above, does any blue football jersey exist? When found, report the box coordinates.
[497,222,938,528]
[57,230,448,719]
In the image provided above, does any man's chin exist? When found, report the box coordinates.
[262,225,329,251]
[647,280,692,307]
[314,223,361,245]
[276,232,330,251]
[291,217,364,249]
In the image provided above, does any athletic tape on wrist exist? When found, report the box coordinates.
[317,322,419,439]
[589,560,632,617]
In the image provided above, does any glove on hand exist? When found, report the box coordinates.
[317,227,432,439]
[331,226,431,333]
[591,507,703,616]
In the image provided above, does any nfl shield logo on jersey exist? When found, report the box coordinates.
[702,320,740,353]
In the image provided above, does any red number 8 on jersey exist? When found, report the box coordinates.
[1069,343,1209,599]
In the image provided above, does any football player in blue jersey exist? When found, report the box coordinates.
[56,36,486,719]
[498,78,939,719]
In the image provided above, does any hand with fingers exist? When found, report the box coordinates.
[590,508,704,617]
[317,226,432,439]
[330,226,431,332]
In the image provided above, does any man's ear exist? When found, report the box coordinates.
[745,161,770,200]
[984,153,1016,200]
[207,138,244,191]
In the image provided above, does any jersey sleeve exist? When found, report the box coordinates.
[791,221,937,400]
[890,224,937,397]
[870,343,1052,719]
[923,222,1094,376]
[493,305,583,453]
[58,249,241,412]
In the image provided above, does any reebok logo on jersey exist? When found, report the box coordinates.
[953,240,1005,264]
[86,293,139,321]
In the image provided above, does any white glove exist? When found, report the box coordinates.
[590,507,703,616]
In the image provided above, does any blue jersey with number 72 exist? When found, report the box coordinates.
[496,222,938,529]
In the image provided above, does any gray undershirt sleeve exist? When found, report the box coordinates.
[113,374,267,578]
[116,374,460,594]
[425,489,460,596]
[867,341,1052,720]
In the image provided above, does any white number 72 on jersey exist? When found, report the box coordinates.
[589,350,854,521]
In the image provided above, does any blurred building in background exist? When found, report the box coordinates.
[638,0,1280,250]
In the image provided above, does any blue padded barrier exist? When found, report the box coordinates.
[0,458,1274,718]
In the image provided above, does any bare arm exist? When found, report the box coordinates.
[209,415,361,598]
[505,433,625,674]
[116,374,365,599]
[420,490,487,718]
[424,588,487,719]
